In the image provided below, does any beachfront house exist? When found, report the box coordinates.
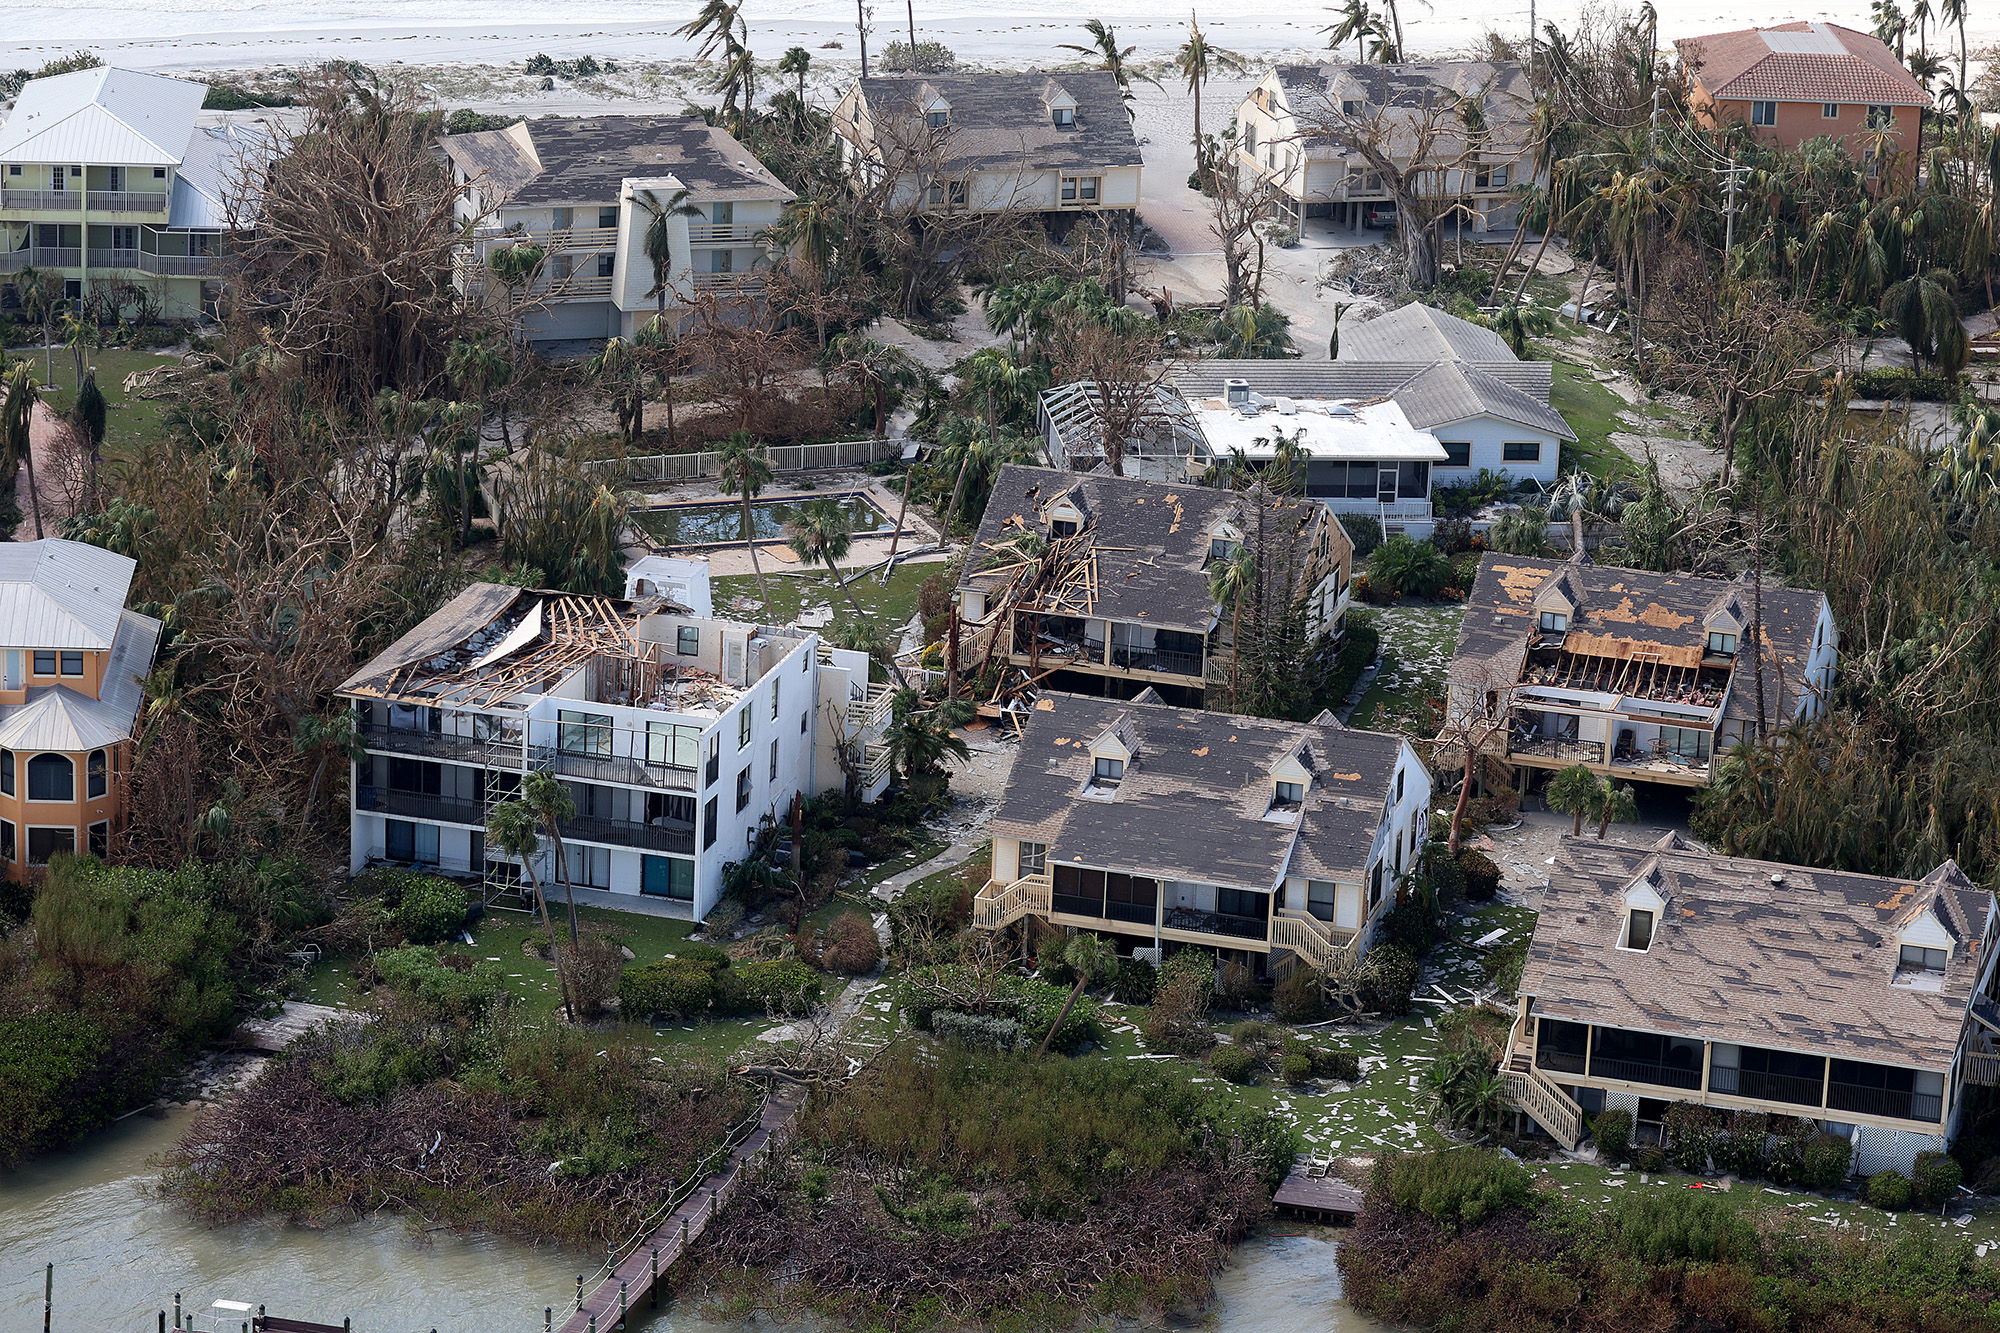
[953,464,1353,709]
[976,690,1431,977]
[441,116,796,342]
[1675,23,1928,185]
[1505,832,2000,1175]
[0,67,264,319]
[1232,60,1535,236]
[0,539,160,879]
[337,582,895,919]
[1447,552,1837,791]
[831,72,1142,224]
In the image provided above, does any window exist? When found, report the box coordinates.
[1052,106,1074,128]
[1019,841,1047,874]
[1395,768,1405,802]
[1217,887,1268,921]
[50,166,65,191]
[1093,756,1124,785]
[1209,537,1241,562]
[1050,519,1080,538]
[769,738,779,781]
[1623,908,1655,951]
[5,166,18,177]
[738,707,753,748]
[801,709,809,735]
[704,734,720,786]
[1341,99,1362,115]
[597,206,619,229]
[1243,122,1258,154]
[677,625,700,655]
[87,749,106,799]
[1539,611,1569,633]
[111,226,136,250]
[596,254,614,278]
[87,820,107,857]
[32,651,54,675]
[712,201,733,225]
[1657,726,1712,761]
[1369,860,1383,905]
[0,820,11,861]
[1502,441,1541,462]
[736,766,753,811]
[1273,780,1304,807]
[153,167,168,179]
[1823,102,1840,119]
[1866,105,1894,129]
[642,854,695,900]
[557,709,612,758]
[1706,631,1737,657]
[645,721,700,770]
[0,749,11,796]
[59,651,81,676]
[771,679,781,720]
[1899,944,1947,974]
[1059,176,1101,204]
[1440,440,1471,468]
[27,754,73,802]
[710,248,734,274]
[1750,100,1778,127]
[1307,879,1337,922]
[943,180,967,207]
[927,182,945,206]
[703,796,718,848]
[28,826,75,865]
[926,110,949,131]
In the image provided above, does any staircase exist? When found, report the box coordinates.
[1500,1015,1585,1151]
[1270,914,1357,974]
[971,872,1053,930]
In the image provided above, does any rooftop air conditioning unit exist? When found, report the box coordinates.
[1224,378,1251,408]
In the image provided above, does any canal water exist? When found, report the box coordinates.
[0,1106,1385,1333]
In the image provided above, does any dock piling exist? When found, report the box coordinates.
[649,1249,658,1310]
[545,1309,552,1333]
[158,1313,166,1333]
[618,1280,627,1329]
[43,1262,51,1333]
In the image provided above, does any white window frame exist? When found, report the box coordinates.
[1751,100,1778,127]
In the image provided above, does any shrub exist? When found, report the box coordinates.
[1313,1048,1363,1082]
[1612,1190,1758,1263]
[1373,1148,1531,1229]
[820,913,882,976]
[1273,966,1328,1021]
[392,875,468,945]
[1762,1117,1819,1186]
[887,870,973,951]
[1341,514,1383,559]
[896,965,1102,1054]
[1369,536,1454,599]
[1592,1107,1633,1163]
[373,946,509,1023]
[618,958,723,1020]
[1913,1150,1963,1208]
[1458,849,1501,901]
[0,1012,118,1163]
[1324,613,1380,705]
[1662,1101,1723,1174]
[1110,957,1158,1005]
[879,38,957,72]
[672,942,733,968]
[1208,1043,1257,1084]
[1217,959,1266,1010]
[736,959,824,1015]
[1714,1111,1769,1176]
[1357,944,1419,1016]
[559,937,627,1019]
[931,1010,1022,1052]
[1481,937,1528,994]
[1280,1051,1315,1084]
[1803,1132,1854,1190]
[1229,1019,1279,1050]
[1036,948,1077,989]
[1864,1171,1913,1211]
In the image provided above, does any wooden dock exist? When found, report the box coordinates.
[1272,1162,1366,1223]
[556,1082,807,1333]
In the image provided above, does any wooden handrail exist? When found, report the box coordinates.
[971,872,1052,929]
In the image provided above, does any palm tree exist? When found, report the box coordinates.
[1546,764,1604,836]
[521,770,581,947]
[487,796,570,1019]
[828,333,920,439]
[787,496,873,631]
[1882,269,1968,372]
[959,345,1044,444]
[1872,0,1906,58]
[633,186,704,327]
[716,431,776,606]
[1939,0,1968,91]
[2,363,45,539]
[1595,782,1640,839]
[885,687,973,780]
[13,267,62,388]
[1322,0,1377,62]
[71,367,106,506]
[485,243,546,322]
[1490,300,1553,358]
[1265,427,1312,496]
[1037,933,1118,1056]
[1059,20,1159,118]
[1176,14,1245,182]
[779,45,812,110]
[674,0,741,59]
[447,333,515,449]
[292,711,364,837]
[1207,544,1257,703]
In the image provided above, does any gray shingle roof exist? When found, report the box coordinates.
[1339,303,1518,363]
[853,71,1142,173]
[991,692,1404,890]
[440,116,794,207]
[1174,358,1573,440]
[1522,834,1991,1073]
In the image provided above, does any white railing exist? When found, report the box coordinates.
[972,872,1053,930]
[690,271,767,292]
[612,438,902,485]
[862,741,893,791]
[0,188,76,210]
[688,223,769,244]
[86,190,169,214]
[1270,914,1357,973]
[1501,1015,1585,1149]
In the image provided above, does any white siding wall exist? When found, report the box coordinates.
[1427,415,1563,488]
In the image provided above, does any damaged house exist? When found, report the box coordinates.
[1447,553,1837,789]
[338,583,893,919]
[953,464,1353,710]
[978,690,1432,975]
[1507,832,2000,1175]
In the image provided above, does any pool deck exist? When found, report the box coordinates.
[632,472,945,576]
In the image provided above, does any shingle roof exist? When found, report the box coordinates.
[960,465,1328,634]
[1174,357,1573,440]
[1270,61,1533,155]
[440,116,795,207]
[1453,554,1829,725]
[1521,834,1991,1072]
[0,67,207,166]
[851,71,1142,173]
[990,692,1404,889]
[1675,23,1928,107]
[1340,304,1518,363]
[0,539,139,651]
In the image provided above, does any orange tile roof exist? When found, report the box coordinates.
[1675,22,1928,108]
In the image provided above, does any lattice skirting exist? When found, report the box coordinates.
[1850,1124,1945,1178]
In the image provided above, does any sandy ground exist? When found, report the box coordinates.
[12,400,72,544]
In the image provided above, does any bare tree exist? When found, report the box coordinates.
[1044,311,1174,477]
[1204,150,1281,307]
[1433,661,1519,855]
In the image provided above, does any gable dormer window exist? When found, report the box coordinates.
[1898,944,1946,975]
[1539,611,1568,633]
[1210,537,1240,562]
[1624,908,1655,951]
[926,109,949,131]
[1707,631,1737,657]
[1051,519,1080,538]
[1093,756,1124,785]
[1053,106,1074,128]
[1273,780,1304,808]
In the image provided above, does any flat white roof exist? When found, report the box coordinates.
[1187,394,1449,463]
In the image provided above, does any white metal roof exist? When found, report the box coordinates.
[0,539,139,650]
[0,67,208,167]
[0,686,130,751]
[1186,394,1449,463]
[167,116,277,229]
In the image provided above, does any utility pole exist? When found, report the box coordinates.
[1649,83,1661,137]
[857,0,870,78]
[906,0,917,64]
[1528,0,1536,87]
[1722,156,1740,254]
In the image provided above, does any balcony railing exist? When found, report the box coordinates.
[690,271,767,292]
[560,813,695,855]
[526,274,615,300]
[1825,1082,1942,1124]
[87,247,140,269]
[1533,1045,1588,1076]
[1111,645,1204,677]
[0,246,80,272]
[1709,1066,1825,1108]
[1,188,78,210]
[356,786,489,827]
[87,190,169,214]
[687,223,769,244]
[360,726,512,765]
[1510,735,1607,764]
[1587,1053,1702,1091]
[1163,905,1268,942]
[475,225,619,252]
[140,252,217,275]
[541,747,699,792]
[1051,893,1156,926]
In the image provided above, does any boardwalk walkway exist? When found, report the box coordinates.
[556,1082,806,1333]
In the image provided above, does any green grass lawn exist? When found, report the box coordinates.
[29,345,183,466]
[1550,362,1639,483]
[712,559,938,637]
[1348,603,1464,735]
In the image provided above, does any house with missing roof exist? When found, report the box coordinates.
[1,67,270,318]
[1448,553,1837,790]
[1504,833,2000,1175]
[441,116,796,342]
[832,72,1142,221]
[1233,60,1536,235]
[0,539,161,878]
[954,465,1354,709]
[1675,23,1928,184]
[976,690,1431,976]
[337,582,893,919]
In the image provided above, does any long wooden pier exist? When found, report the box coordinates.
[556,1082,807,1333]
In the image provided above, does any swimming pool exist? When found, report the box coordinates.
[638,492,896,548]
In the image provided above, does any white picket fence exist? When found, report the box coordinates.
[609,438,904,485]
